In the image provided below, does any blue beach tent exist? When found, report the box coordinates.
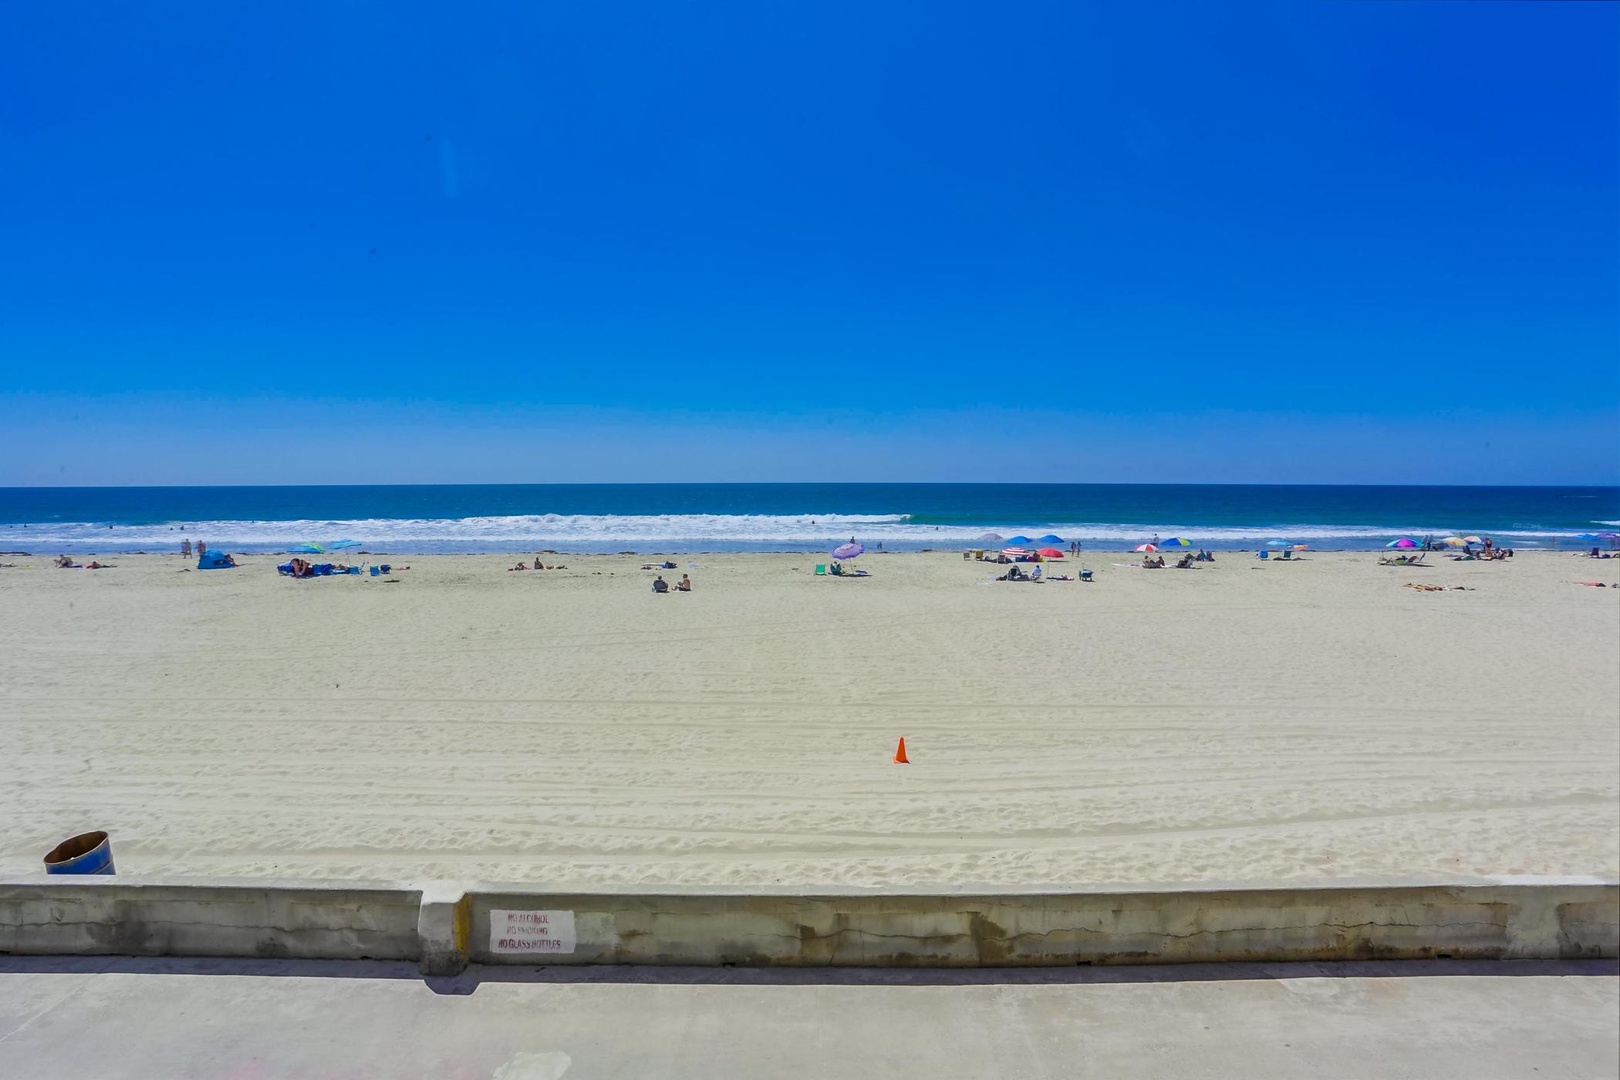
[197,550,235,570]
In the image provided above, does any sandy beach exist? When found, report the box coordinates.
[1,550,1615,887]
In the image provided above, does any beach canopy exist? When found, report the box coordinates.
[1387,538,1418,549]
[291,543,324,554]
[1004,535,1032,545]
[1134,543,1158,552]
[196,550,235,570]
[1035,534,1064,545]
[1160,537,1193,547]
[975,532,1004,543]
[1037,547,1064,558]
[831,542,864,560]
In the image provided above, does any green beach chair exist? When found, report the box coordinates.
[815,564,826,575]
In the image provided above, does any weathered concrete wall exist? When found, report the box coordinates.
[0,880,420,961]
[3,877,1614,975]
[467,882,1620,968]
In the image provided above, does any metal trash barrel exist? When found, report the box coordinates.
[43,830,115,875]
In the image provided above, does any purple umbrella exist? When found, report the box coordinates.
[1386,537,1418,549]
[832,542,864,560]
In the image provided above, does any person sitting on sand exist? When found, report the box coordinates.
[1176,553,1193,568]
[55,555,76,568]
[289,557,312,578]
[676,574,692,591]
[999,565,1024,582]
[652,575,669,593]
[509,562,529,571]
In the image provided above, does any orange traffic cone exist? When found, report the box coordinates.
[893,737,909,764]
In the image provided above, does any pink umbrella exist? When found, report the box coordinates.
[1037,548,1064,558]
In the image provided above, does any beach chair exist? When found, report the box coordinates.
[815,564,826,575]
[1079,569,1093,582]
[1257,549,1269,560]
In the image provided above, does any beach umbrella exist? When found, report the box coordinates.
[1001,547,1030,559]
[1035,533,1064,545]
[1134,543,1158,552]
[1437,536,1467,548]
[831,542,864,561]
[1160,537,1193,548]
[1462,536,1483,544]
[1265,539,1292,548]
[291,543,324,554]
[1004,535,1032,545]
[975,532,1004,543]
[329,539,361,551]
[1386,538,1418,549]
[1037,547,1064,558]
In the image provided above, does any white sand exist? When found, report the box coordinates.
[1,550,1616,887]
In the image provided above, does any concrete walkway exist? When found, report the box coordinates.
[1,957,1615,1079]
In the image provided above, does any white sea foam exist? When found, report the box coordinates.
[0,513,1599,553]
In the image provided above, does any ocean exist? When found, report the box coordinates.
[1,484,1616,555]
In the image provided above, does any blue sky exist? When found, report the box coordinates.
[2,1,1615,485]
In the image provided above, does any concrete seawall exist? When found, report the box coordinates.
[3,877,1615,976]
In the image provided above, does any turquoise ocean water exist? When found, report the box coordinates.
[1,484,1616,554]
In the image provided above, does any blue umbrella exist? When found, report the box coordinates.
[290,543,324,554]
[1265,539,1292,548]
[832,542,864,560]
[1004,535,1032,545]
[1035,533,1064,545]
[329,539,361,550]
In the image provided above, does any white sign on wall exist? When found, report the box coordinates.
[489,909,577,955]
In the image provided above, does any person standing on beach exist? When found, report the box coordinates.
[181,539,191,557]
[197,540,206,558]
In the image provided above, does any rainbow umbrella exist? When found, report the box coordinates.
[1386,538,1418,549]
[291,543,324,554]
[1160,537,1193,547]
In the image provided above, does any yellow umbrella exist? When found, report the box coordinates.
[1437,536,1467,548]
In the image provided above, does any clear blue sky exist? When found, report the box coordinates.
[2,1,1615,485]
